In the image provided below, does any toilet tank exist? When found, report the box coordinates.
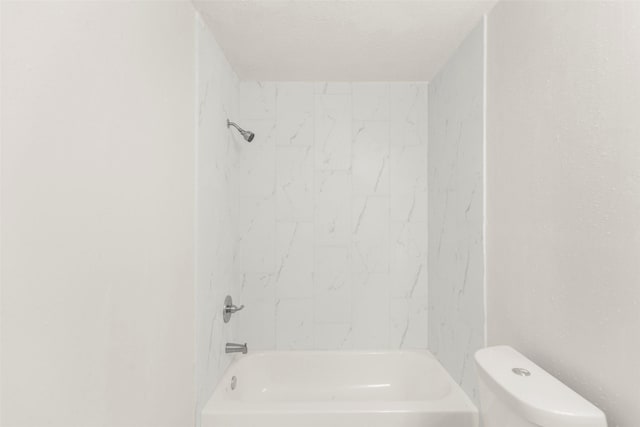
[475,346,607,427]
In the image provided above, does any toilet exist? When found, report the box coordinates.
[475,346,607,427]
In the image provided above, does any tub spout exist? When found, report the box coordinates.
[225,342,248,354]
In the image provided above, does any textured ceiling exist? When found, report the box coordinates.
[193,0,497,81]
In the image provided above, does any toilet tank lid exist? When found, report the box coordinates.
[475,346,607,427]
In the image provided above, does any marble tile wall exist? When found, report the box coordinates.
[195,16,241,425]
[427,19,485,402]
[233,81,429,351]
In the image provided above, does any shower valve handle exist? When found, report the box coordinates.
[223,295,244,323]
[226,304,244,314]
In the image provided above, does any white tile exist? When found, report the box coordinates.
[390,297,428,349]
[352,296,389,349]
[352,121,390,196]
[276,222,314,298]
[390,82,428,146]
[315,94,351,170]
[276,298,314,349]
[352,196,390,273]
[315,82,352,95]
[239,81,277,120]
[314,245,351,322]
[238,196,276,273]
[428,25,484,401]
[390,221,428,297]
[390,144,428,222]
[315,171,351,244]
[232,81,430,355]
[276,146,314,221]
[315,323,354,350]
[315,245,350,273]
[276,83,314,146]
[352,273,390,299]
[237,272,276,300]
[390,145,428,194]
[236,120,277,197]
[353,83,389,121]
[314,271,351,323]
[391,191,428,223]
[235,297,276,351]
[237,144,276,197]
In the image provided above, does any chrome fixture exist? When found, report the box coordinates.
[223,295,244,323]
[225,342,248,354]
[227,119,255,142]
[512,367,531,377]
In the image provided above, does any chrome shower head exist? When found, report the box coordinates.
[227,119,255,142]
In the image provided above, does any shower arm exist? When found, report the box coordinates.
[227,120,243,132]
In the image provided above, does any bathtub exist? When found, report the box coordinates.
[201,350,478,427]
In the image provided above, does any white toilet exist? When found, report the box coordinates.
[475,346,607,427]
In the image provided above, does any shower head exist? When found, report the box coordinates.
[227,119,255,142]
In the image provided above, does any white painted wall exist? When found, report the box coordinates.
[1,2,196,426]
[233,82,429,350]
[486,2,640,426]
[195,15,241,426]
[427,19,485,402]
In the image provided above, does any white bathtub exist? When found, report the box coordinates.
[201,351,478,427]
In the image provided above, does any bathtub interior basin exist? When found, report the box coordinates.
[202,350,478,427]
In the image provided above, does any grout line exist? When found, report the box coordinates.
[482,14,488,348]
[193,13,200,417]
[387,83,392,349]
[274,81,280,350]
[349,83,355,347]
[311,83,317,349]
